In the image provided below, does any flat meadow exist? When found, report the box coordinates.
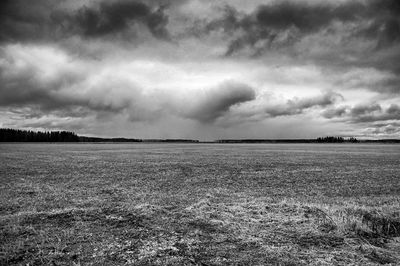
[1,143,400,265]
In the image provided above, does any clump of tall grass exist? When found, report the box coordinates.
[330,207,400,239]
[304,204,400,243]
[358,210,400,237]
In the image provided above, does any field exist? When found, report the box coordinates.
[1,143,400,265]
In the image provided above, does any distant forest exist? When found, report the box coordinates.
[316,136,358,143]
[0,128,79,142]
[0,128,143,142]
[1,128,399,143]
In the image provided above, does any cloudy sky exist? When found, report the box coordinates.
[1,0,399,139]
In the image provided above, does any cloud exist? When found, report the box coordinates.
[73,1,170,39]
[323,103,400,123]
[20,116,89,131]
[0,0,57,42]
[322,106,347,119]
[0,45,86,109]
[368,122,400,136]
[0,0,171,43]
[206,2,358,56]
[183,81,256,123]
[350,104,382,116]
[0,44,256,126]
[0,44,159,121]
[200,0,400,56]
[252,2,358,31]
[332,67,400,95]
[264,91,342,117]
[183,0,400,82]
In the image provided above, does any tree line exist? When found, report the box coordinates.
[0,128,143,142]
[316,136,358,143]
[0,128,79,142]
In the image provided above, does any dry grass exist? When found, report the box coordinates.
[2,194,399,265]
[1,143,400,265]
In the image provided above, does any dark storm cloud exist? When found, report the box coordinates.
[356,0,400,48]
[0,50,84,110]
[185,81,256,123]
[0,52,167,124]
[218,2,362,56]
[0,70,120,116]
[0,0,170,42]
[196,0,400,67]
[360,18,400,50]
[264,91,342,117]
[73,1,170,39]
[323,103,400,123]
[0,0,57,42]
[0,47,134,116]
[0,68,142,117]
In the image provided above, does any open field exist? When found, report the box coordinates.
[1,143,400,265]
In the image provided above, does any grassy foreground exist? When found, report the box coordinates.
[1,143,400,265]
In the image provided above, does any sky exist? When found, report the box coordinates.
[0,0,399,140]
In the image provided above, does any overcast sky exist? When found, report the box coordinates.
[1,0,399,139]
